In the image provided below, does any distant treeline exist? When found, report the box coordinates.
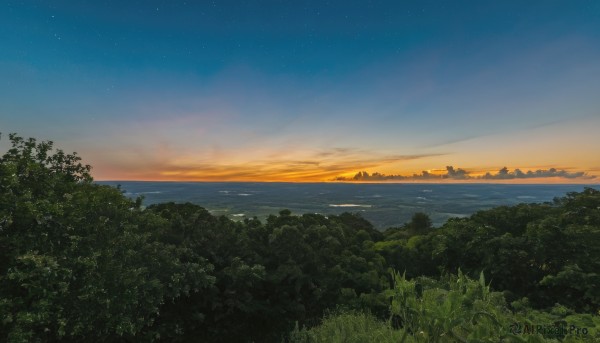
[1,133,599,342]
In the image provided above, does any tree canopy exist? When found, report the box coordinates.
[1,133,599,342]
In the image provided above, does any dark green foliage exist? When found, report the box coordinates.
[143,204,389,342]
[407,212,432,235]
[2,133,599,342]
[0,134,214,342]
[291,272,600,342]
[376,188,600,313]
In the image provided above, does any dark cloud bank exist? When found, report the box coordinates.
[335,166,596,181]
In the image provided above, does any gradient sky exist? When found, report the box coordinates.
[1,0,599,182]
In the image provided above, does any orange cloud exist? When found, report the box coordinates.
[93,148,444,181]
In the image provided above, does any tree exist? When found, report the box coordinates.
[0,134,214,342]
[407,212,432,235]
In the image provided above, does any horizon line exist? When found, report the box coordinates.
[94,179,600,185]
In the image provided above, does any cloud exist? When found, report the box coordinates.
[315,148,353,158]
[420,134,483,149]
[96,148,444,181]
[335,166,596,182]
[480,167,592,180]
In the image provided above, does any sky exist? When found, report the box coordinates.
[1,0,599,182]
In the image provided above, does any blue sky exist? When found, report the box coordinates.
[1,1,599,181]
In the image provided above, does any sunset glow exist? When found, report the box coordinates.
[1,2,599,183]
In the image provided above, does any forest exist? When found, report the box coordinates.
[1,133,599,342]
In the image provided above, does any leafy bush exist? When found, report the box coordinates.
[287,311,406,343]
[388,270,540,342]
